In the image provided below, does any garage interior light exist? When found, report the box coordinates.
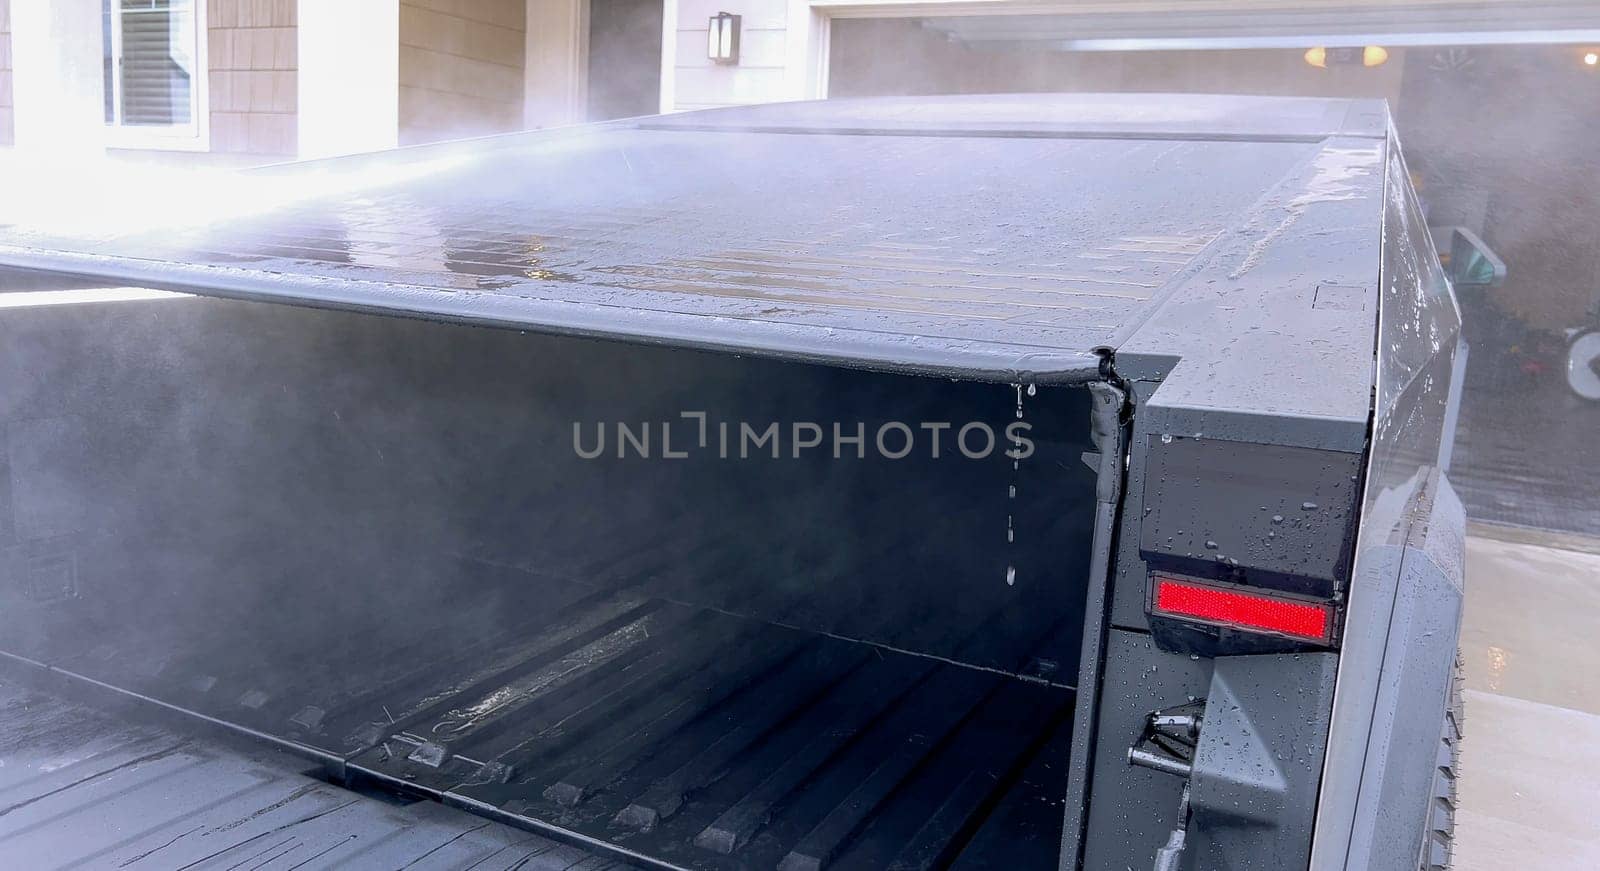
[1304,45,1390,68]
[708,12,742,66]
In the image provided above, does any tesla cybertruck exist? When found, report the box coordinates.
[0,94,1463,871]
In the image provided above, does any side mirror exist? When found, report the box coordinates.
[1433,225,1507,288]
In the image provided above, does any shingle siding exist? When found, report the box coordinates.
[398,0,524,146]
[0,0,14,147]
[207,0,296,156]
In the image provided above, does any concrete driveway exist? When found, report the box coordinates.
[1455,525,1600,870]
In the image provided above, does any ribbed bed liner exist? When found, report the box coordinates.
[0,682,625,870]
[5,561,1073,871]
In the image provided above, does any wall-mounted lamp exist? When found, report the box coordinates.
[1585,50,1599,67]
[708,12,742,66]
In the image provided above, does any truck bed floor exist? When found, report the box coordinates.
[0,679,629,870]
[0,559,1074,870]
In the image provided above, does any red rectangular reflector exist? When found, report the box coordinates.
[1152,576,1331,643]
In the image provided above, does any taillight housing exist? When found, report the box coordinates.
[1149,574,1334,646]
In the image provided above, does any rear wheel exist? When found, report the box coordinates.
[1420,651,1465,870]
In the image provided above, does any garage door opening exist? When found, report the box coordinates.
[587,0,664,120]
[827,17,1405,101]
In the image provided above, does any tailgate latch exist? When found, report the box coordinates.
[1127,701,1205,871]
[1127,702,1202,778]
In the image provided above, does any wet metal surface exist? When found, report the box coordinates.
[0,96,1353,382]
[1306,138,1464,871]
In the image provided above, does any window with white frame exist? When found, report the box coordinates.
[102,0,206,148]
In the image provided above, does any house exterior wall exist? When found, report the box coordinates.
[665,0,1598,111]
[398,0,525,145]
[207,0,298,156]
[4,0,530,159]
[0,0,12,148]
[672,0,790,110]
